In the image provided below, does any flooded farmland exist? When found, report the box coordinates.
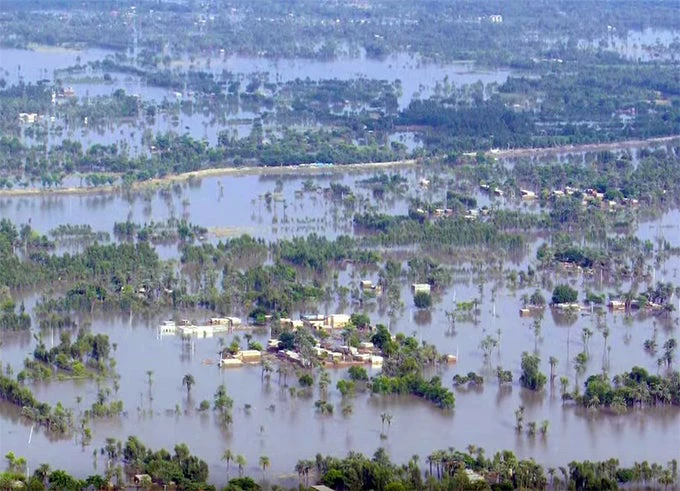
[1,24,680,488]
[1,155,679,484]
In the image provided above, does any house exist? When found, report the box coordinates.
[464,209,479,220]
[411,283,431,294]
[301,314,326,329]
[465,469,486,482]
[267,339,282,350]
[236,350,262,362]
[327,314,350,329]
[133,474,152,486]
[353,353,371,362]
[358,341,374,352]
[608,300,625,310]
[158,320,177,335]
[18,113,39,124]
[280,318,304,330]
[360,280,382,294]
[520,189,536,199]
[312,486,336,491]
[360,280,373,290]
[284,350,302,365]
[218,358,243,368]
[209,317,241,327]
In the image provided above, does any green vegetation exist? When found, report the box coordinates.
[21,330,113,381]
[551,284,578,305]
[7,439,677,490]
[519,353,547,391]
[371,328,454,409]
[0,373,72,433]
[577,366,680,409]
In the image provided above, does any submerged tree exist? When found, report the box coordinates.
[182,373,195,397]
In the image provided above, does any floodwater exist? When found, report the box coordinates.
[1,156,680,484]
[184,52,512,109]
[1,42,680,483]
[3,46,508,157]
[0,46,114,85]
[602,28,679,62]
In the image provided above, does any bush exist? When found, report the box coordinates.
[348,365,368,381]
[551,284,577,304]
[223,477,260,491]
[414,291,432,309]
[298,373,314,387]
[529,289,546,307]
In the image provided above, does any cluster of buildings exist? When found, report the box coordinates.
[413,205,490,222]
[280,313,352,331]
[505,184,640,209]
[272,339,384,368]
[157,317,243,338]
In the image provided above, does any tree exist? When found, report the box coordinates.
[530,289,546,307]
[318,369,331,396]
[259,455,270,478]
[222,449,234,475]
[559,376,570,404]
[549,356,558,385]
[299,373,314,387]
[182,373,195,397]
[348,365,368,381]
[519,352,547,391]
[663,338,677,368]
[552,284,578,305]
[514,406,525,432]
[236,454,247,477]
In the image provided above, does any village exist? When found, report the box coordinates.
[158,282,458,370]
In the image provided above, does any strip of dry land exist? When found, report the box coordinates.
[0,159,418,198]
[487,135,680,159]
[0,134,678,198]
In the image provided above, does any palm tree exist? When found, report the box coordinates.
[236,454,247,477]
[294,460,305,484]
[549,356,558,385]
[222,449,234,475]
[182,373,195,397]
[35,463,51,484]
[261,360,272,382]
[560,376,570,403]
[259,455,270,479]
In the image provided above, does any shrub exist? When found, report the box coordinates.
[551,284,577,304]
[414,291,432,308]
